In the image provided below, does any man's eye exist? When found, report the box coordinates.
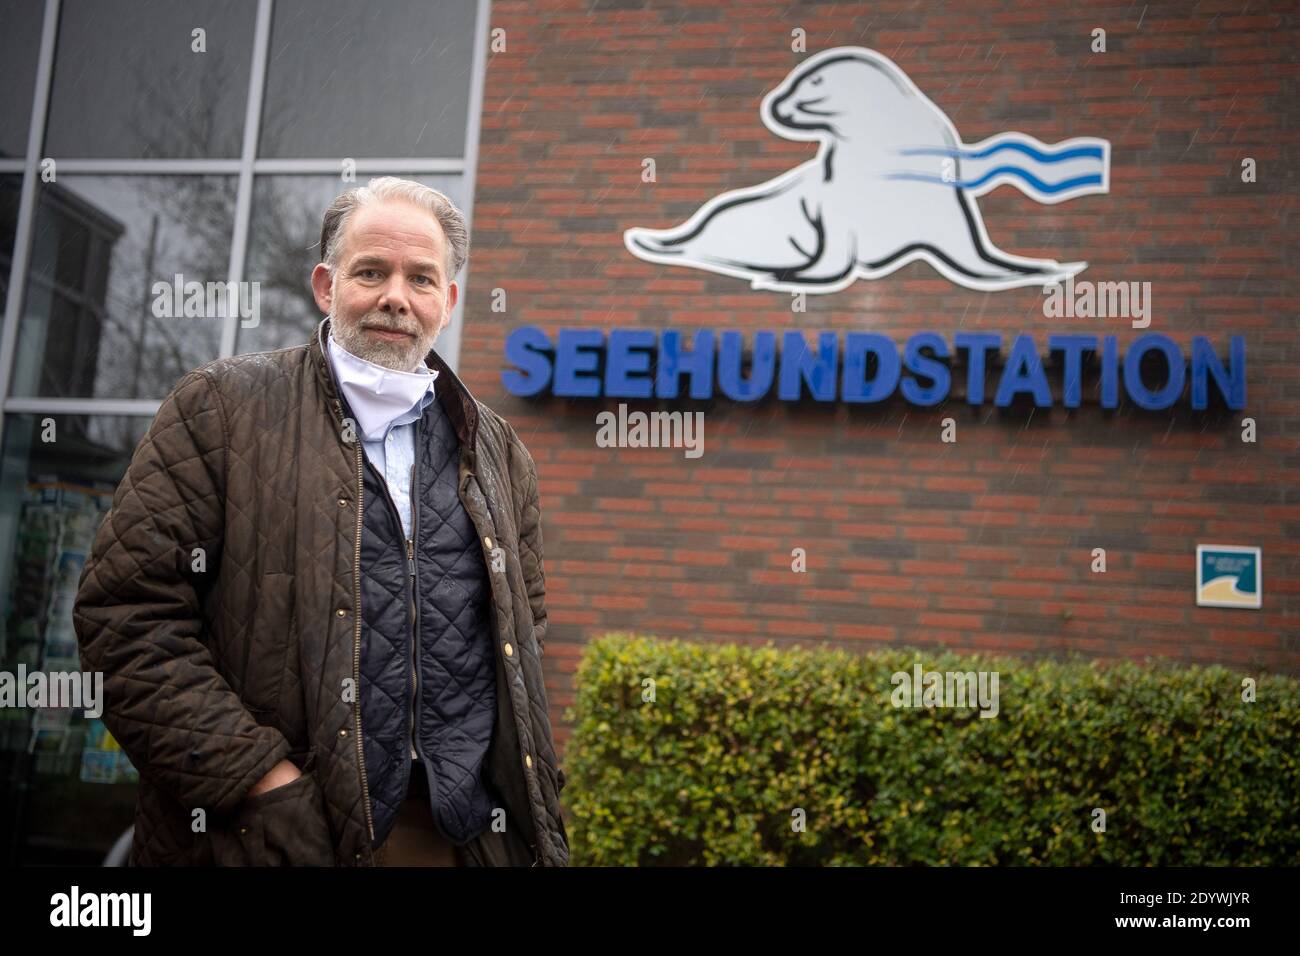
[412,275,431,285]
[360,268,381,279]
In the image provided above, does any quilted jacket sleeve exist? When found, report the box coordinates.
[513,436,548,658]
[73,367,291,817]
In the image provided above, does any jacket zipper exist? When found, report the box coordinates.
[359,425,433,798]
[407,419,426,778]
[338,400,376,849]
[407,536,417,763]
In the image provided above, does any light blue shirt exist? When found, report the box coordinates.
[326,332,438,541]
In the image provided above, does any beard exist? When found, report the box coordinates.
[329,306,438,372]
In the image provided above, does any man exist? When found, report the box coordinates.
[73,177,569,867]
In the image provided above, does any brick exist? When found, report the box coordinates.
[457,0,1300,710]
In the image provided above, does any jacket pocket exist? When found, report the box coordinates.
[210,752,335,866]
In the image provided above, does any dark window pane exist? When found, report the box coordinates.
[0,0,43,158]
[259,0,477,159]
[0,413,149,864]
[13,175,235,399]
[237,174,466,354]
[45,0,256,159]
[1,174,22,304]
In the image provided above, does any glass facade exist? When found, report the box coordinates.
[0,0,485,865]
[14,175,236,399]
[240,173,466,353]
[43,0,258,159]
[1,175,21,303]
[0,414,147,864]
[0,1,43,160]
[257,0,477,159]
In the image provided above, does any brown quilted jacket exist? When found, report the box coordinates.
[73,317,569,866]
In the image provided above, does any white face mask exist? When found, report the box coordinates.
[327,330,439,441]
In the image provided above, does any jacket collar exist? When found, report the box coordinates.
[311,317,480,461]
[325,331,437,442]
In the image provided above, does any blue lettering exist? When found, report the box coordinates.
[1049,335,1096,408]
[778,331,838,402]
[605,329,656,398]
[1190,335,1246,410]
[1100,335,1119,408]
[501,325,553,397]
[901,332,950,406]
[718,330,776,402]
[500,327,1246,413]
[1124,333,1184,410]
[995,334,1052,407]
[842,333,900,403]
[553,328,604,397]
[954,333,1001,405]
[657,329,715,399]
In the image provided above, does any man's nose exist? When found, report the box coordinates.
[376,274,411,314]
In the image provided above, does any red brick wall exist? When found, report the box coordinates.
[457,0,1299,746]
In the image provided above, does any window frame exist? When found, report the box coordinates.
[0,0,490,416]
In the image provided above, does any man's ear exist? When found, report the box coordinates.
[438,280,459,335]
[310,263,335,315]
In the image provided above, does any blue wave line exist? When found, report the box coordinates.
[901,143,1105,163]
[884,168,1104,194]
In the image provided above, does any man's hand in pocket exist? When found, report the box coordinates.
[247,759,302,798]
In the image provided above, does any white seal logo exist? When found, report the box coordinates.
[624,47,1110,294]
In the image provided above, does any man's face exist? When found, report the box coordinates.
[310,199,459,372]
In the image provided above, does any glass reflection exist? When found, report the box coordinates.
[1,175,21,306]
[0,0,43,159]
[0,414,149,864]
[259,0,477,159]
[13,176,235,399]
[44,0,256,159]
[237,174,465,354]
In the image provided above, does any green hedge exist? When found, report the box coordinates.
[562,634,1300,865]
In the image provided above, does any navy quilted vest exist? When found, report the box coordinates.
[349,388,498,849]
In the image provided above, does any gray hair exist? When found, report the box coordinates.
[319,176,469,282]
